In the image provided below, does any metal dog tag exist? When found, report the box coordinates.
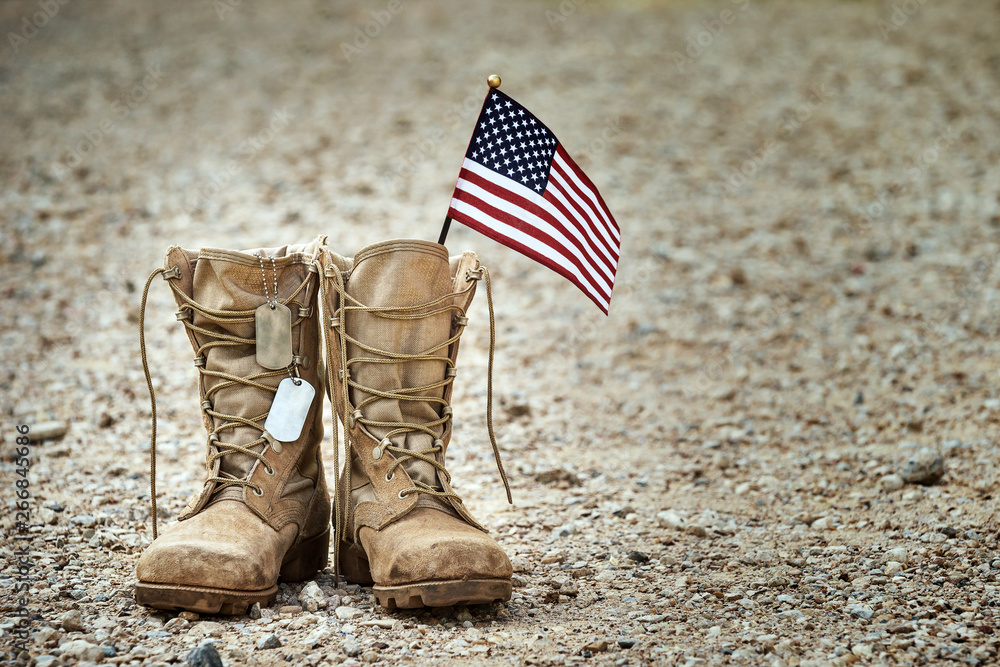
[255,303,293,370]
[264,378,315,442]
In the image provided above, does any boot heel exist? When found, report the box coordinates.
[280,528,330,582]
[339,540,374,585]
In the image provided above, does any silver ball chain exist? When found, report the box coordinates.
[254,253,278,310]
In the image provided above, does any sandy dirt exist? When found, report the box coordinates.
[2,0,1000,665]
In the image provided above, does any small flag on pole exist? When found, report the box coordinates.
[445,83,620,314]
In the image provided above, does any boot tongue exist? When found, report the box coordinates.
[345,240,454,507]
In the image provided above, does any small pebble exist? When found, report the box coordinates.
[60,609,85,632]
[185,641,223,667]
[58,640,103,662]
[256,633,282,650]
[902,451,945,485]
[879,473,904,491]
[29,420,68,441]
[298,581,328,612]
[335,606,364,620]
[656,510,686,530]
[847,604,874,620]
[551,523,576,538]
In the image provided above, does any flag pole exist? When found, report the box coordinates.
[437,217,452,245]
[437,73,502,247]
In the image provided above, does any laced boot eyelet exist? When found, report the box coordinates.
[373,438,390,461]
[398,490,408,499]
[385,472,395,482]
[264,465,275,476]
[253,487,264,497]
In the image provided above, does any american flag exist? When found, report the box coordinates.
[447,89,620,314]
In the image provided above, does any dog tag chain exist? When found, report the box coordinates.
[254,254,293,370]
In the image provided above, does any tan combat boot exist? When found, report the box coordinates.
[135,237,332,614]
[318,239,513,610]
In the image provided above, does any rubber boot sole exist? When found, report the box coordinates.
[374,579,512,610]
[340,540,511,609]
[134,527,329,615]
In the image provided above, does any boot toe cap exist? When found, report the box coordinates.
[136,501,295,591]
[361,507,513,586]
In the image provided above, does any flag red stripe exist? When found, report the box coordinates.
[450,174,612,303]
[548,158,620,253]
[544,171,619,264]
[553,147,620,239]
[542,170,619,263]
[451,175,612,303]
[447,199,611,314]
[553,146,620,240]
[459,167,616,283]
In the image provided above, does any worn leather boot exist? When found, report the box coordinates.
[135,237,332,614]
[318,239,513,609]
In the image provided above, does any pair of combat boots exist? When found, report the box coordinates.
[134,237,513,613]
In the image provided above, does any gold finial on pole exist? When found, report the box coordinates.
[487,74,501,89]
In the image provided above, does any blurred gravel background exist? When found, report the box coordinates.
[2,0,1000,665]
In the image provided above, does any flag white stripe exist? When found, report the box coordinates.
[462,161,616,282]
[449,195,611,310]
[551,152,620,242]
[551,151,621,243]
[547,161,620,253]
[537,193,617,282]
[457,163,614,295]
[543,173,619,268]
[453,178,612,298]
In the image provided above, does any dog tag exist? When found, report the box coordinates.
[255,303,293,369]
[264,378,315,442]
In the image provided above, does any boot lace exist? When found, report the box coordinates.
[140,266,313,539]
[317,259,512,579]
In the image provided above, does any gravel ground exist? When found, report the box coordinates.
[3,0,1000,665]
